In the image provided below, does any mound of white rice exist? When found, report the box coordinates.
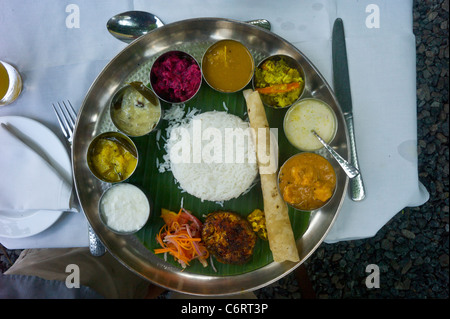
[166,110,258,202]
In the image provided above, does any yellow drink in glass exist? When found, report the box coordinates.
[0,61,22,106]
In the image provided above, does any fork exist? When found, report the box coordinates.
[52,100,106,257]
[52,101,76,146]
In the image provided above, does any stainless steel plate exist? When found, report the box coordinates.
[73,18,349,296]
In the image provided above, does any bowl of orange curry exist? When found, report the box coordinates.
[278,152,337,211]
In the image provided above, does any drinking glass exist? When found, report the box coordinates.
[0,61,22,106]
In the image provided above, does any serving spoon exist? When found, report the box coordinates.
[107,11,271,43]
[311,130,360,179]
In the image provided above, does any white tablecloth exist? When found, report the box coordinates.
[0,0,429,249]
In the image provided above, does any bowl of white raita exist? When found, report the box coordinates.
[99,183,150,234]
[283,98,337,151]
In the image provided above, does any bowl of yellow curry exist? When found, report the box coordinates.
[87,131,138,184]
[278,152,337,212]
[253,54,305,109]
[202,39,254,93]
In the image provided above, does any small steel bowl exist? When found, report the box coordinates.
[86,131,138,184]
[277,152,337,212]
[201,39,255,93]
[98,183,150,235]
[110,82,162,137]
[252,54,306,109]
[150,50,202,104]
[283,98,338,152]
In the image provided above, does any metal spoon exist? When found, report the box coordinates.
[107,11,271,43]
[107,11,164,43]
[311,130,360,179]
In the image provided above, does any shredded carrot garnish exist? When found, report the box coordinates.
[154,208,209,268]
[256,82,301,95]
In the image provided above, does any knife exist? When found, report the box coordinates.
[1,122,72,187]
[332,18,366,201]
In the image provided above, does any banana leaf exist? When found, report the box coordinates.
[129,83,310,276]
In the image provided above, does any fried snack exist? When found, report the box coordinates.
[243,89,300,263]
[201,211,256,264]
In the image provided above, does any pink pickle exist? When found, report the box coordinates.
[151,52,202,102]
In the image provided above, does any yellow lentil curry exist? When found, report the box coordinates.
[279,153,336,211]
[202,40,254,92]
[89,137,137,183]
[254,56,304,108]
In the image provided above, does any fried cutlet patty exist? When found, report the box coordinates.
[201,211,257,264]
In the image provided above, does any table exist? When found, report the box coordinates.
[0,0,429,250]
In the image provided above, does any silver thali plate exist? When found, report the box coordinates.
[73,18,349,296]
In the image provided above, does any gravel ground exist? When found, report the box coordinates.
[254,0,449,299]
[1,0,448,299]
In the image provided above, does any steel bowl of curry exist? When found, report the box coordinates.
[201,39,254,93]
[110,82,162,137]
[278,152,337,212]
[253,54,305,109]
[86,131,138,184]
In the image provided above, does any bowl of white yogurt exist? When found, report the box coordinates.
[283,98,337,152]
[99,183,150,235]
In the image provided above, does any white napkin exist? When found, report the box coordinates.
[0,123,72,212]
